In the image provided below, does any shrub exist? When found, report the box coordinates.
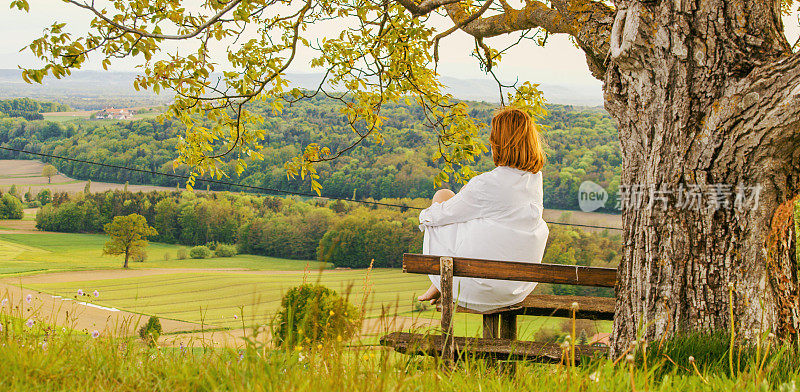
[189,245,212,259]
[163,252,171,261]
[131,249,148,263]
[273,284,359,348]
[176,248,188,260]
[28,200,41,208]
[214,244,237,258]
[138,316,162,346]
[0,194,24,219]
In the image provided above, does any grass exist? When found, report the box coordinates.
[0,233,329,273]
[0,315,799,391]
[0,232,608,341]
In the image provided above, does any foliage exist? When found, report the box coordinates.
[41,164,57,183]
[0,194,24,219]
[176,248,188,260]
[189,245,212,259]
[214,244,237,258]
[36,189,52,205]
[0,102,620,211]
[317,210,421,268]
[102,213,157,268]
[137,316,162,347]
[33,189,622,270]
[273,284,359,347]
[0,98,69,113]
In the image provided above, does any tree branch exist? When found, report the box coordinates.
[395,0,462,16]
[441,0,615,79]
[65,0,243,40]
[433,0,494,63]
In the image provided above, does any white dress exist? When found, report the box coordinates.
[418,166,549,312]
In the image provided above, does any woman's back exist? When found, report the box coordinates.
[419,166,549,311]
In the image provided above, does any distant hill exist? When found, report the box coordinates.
[0,69,604,109]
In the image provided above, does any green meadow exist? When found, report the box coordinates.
[0,232,608,339]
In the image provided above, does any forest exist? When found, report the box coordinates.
[0,98,70,121]
[0,97,620,212]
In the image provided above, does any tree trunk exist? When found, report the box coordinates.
[605,0,800,353]
[124,252,129,269]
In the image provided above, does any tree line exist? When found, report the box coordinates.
[0,98,70,121]
[34,189,623,288]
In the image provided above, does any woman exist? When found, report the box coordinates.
[416,107,549,312]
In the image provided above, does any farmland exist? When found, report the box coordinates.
[0,230,609,346]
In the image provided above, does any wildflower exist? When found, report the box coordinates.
[625,354,634,363]
[77,289,84,297]
[0,298,6,307]
[25,294,32,303]
[0,323,3,332]
[688,356,695,363]
[589,372,600,383]
[25,319,34,328]
[317,344,323,350]
[233,315,238,319]
[41,342,47,351]
[91,330,100,338]
[571,302,579,311]
[329,310,335,316]
[93,290,99,298]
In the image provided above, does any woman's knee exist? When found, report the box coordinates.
[432,189,455,204]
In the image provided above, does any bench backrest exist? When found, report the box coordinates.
[402,253,617,288]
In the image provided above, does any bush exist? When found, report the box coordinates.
[214,244,237,258]
[0,194,24,220]
[163,252,171,261]
[176,248,188,260]
[273,284,359,348]
[138,316,162,346]
[131,249,148,263]
[27,200,41,208]
[189,245,212,259]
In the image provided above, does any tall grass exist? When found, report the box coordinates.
[4,287,800,390]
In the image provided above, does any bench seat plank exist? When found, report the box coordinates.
[380,332,607,363]
[449,294,615,320]
[403,254,616,287]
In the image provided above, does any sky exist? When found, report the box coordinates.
[0,1,798,98]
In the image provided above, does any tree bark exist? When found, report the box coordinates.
[604,0,800,353]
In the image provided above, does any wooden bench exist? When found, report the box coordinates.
[379,253,617,365]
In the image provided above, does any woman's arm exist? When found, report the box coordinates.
[418,177,488,229]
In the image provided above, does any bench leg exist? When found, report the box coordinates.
[439,256,454,366]
[499,312,517,374]
[482,314,499,338]
[499,313,517,340]
[482,314,500,368]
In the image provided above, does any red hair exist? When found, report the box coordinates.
[489,107,546,173]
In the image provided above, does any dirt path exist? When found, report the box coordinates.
[0,281,204,337]
[0,219,40,234]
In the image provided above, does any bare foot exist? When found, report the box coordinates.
[418,284,441,304]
